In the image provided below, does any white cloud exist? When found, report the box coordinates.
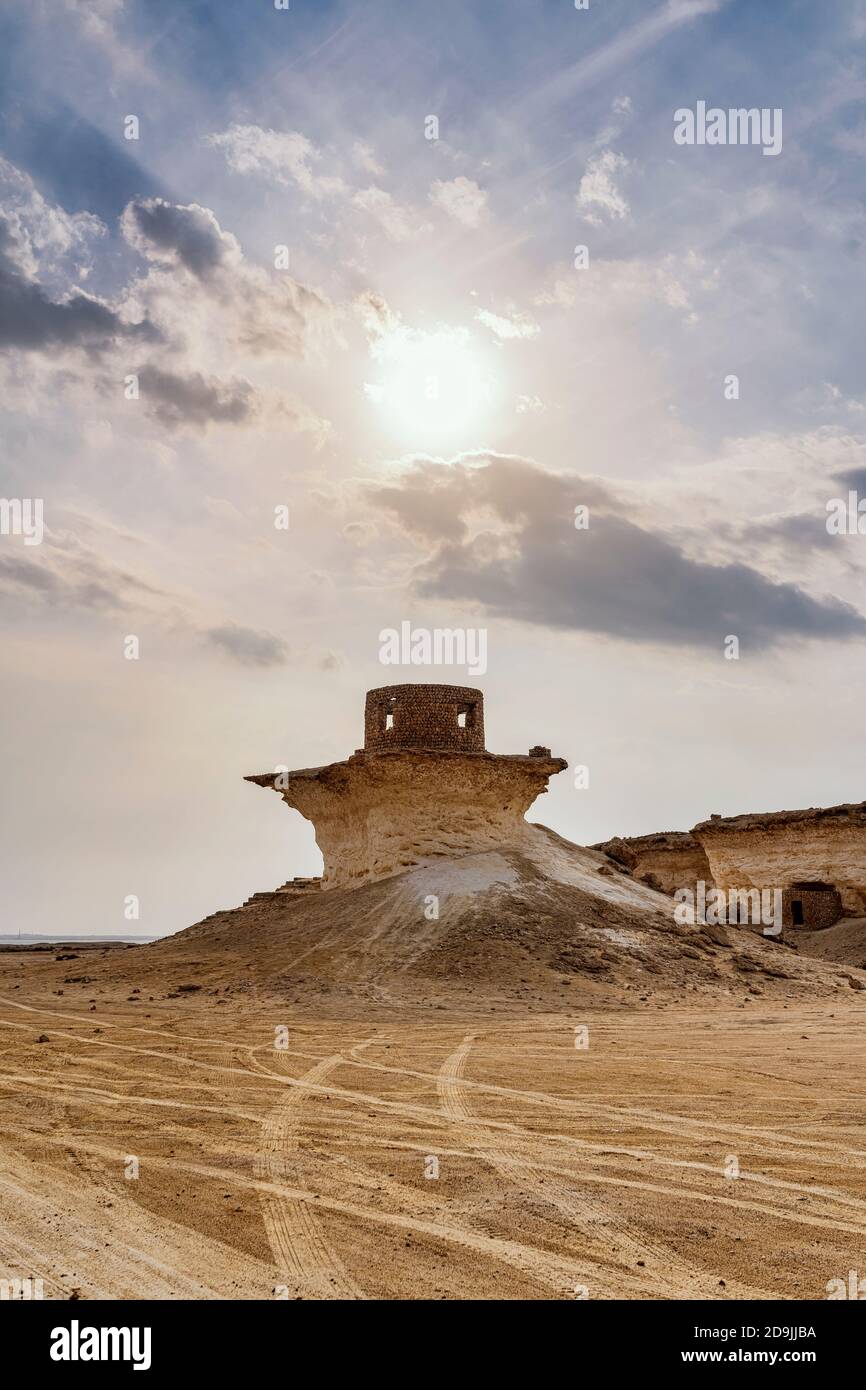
[476,308,540,341]
[429,176,488,228]
[577,150,630,224]
[210,125,432,245]
[57,0,150,78]
[0,156,105,280]
[353,141,385,176]
[663,0,726,17]
[207,124,347,199]
[352,186,428,242]
[534,252,697,314]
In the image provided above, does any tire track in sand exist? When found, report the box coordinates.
[437,1034,765,1300]
[255,1052,366,1300]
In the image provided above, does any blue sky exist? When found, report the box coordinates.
[3,0,864,436]
[1,0,865,936]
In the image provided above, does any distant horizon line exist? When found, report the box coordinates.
[0,933,163,942]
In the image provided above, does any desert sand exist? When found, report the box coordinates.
[2,828,865,1301]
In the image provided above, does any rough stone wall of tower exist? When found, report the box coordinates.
[364,683,486,753]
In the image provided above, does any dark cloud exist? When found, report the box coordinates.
[833,466,866,491]
[0,532,289,671]
[744,511,836,552]
[137,365,258,429]
[0,217,156,352]
[0,553,62,598]
[367,454,866,651]
[122,198,233,278]
[122,196,331,358]
[205,623,288,667]
[366,452,611,543]
[0,543,161,611]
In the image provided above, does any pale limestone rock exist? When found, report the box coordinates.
[247,749,566,891]
[247,682,567,892]
[693,804,866,915]
[592,831,712,895]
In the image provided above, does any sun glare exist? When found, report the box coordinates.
[365,325,501,445]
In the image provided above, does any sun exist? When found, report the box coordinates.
[365,324,501,446]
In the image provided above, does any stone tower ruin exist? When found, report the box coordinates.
[246,683,566,892]
[364,683,485,754]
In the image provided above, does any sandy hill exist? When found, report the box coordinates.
[790,916,866,968]
[119,825,865,1016]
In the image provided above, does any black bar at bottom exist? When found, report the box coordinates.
[6,1297,858,1375]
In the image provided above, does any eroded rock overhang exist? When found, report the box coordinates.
[246,747,567,891]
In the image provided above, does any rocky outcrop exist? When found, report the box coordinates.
[595,806,866,924]
[693,804,866,916]
[246,684,566,891]
[244,682,865,928]
[160,823,866,1007]
[592,831,712,896]
[247,748,565,890]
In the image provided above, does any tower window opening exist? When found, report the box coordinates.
[457,700,476,730]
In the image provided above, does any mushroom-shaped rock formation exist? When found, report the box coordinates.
[246,683,567,891]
